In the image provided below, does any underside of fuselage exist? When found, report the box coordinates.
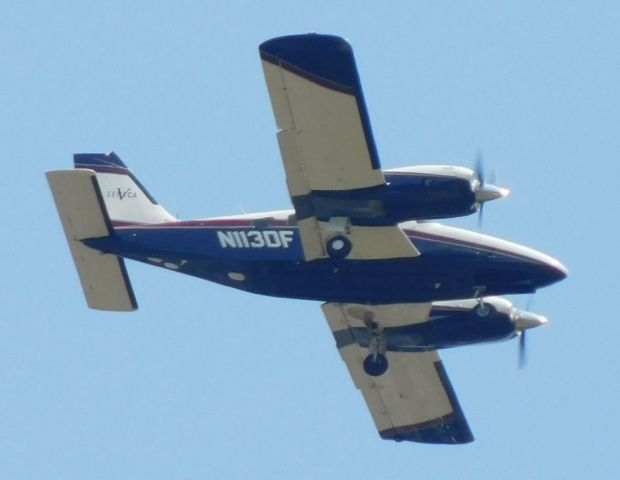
[84,216,566,305]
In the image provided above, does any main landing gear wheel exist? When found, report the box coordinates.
[326,235,352,258]
[363,352,389,376]
[363,312,389,376]
[347,307,389,376]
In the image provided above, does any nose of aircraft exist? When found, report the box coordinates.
[540,257,568,287]
[519,246,568,290]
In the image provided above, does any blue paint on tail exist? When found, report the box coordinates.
[74,152,127,170]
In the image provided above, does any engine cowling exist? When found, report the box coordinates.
[347,297,548,352]
[383,165,478,221]
[295,165,508,225]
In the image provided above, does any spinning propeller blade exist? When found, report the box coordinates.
[513,306,548,370]
[475,153,485,185]
[472,153,510,230]
[518,331,527,369]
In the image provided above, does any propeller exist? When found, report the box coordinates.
[518,330,527,369]
[472,153,510,230]
[474,153,485,186]
[475,155,485,229]
[513,306,548,370]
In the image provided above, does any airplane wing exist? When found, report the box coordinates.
[260,34,419,261]
[322,302,474,444]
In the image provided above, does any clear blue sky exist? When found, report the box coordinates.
[2,1,619,478]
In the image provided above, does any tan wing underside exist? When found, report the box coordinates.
[263,61,419,261]
[322,302,473,444]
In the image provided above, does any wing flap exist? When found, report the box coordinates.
[297,218,325,260]
[292,221,419,262]
[262,60,294,131]
[276,129,309,197]
[273,67,384,190]
[323,302,473,444]
[344,225,419,260]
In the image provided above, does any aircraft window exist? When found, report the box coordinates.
[287,214,298,226]
[252,217,274,228]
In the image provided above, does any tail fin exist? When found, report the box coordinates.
[46,169,138,311]
[73,152,176,225]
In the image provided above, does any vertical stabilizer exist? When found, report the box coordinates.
[73,152,176,225]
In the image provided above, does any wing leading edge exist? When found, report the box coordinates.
[260,34,419,261]
[322,303,474,444]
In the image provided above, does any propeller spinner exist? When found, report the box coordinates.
[512,308,549,369]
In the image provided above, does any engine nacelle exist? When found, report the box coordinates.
[382,165,479,222]
[297,164,508,225]
[348,297,547,352]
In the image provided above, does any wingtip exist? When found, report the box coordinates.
[259,33,350,55]
[380,421,474,445]
[259,33,358,92]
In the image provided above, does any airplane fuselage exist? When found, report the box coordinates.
[86,210,566,305]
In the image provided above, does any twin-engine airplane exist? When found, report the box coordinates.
[47,34,567,444]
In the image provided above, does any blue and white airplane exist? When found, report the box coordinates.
[47,34,567,445]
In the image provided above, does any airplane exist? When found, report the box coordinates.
[46,33,567,445]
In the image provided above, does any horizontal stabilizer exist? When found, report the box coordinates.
[46,169,137,311]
